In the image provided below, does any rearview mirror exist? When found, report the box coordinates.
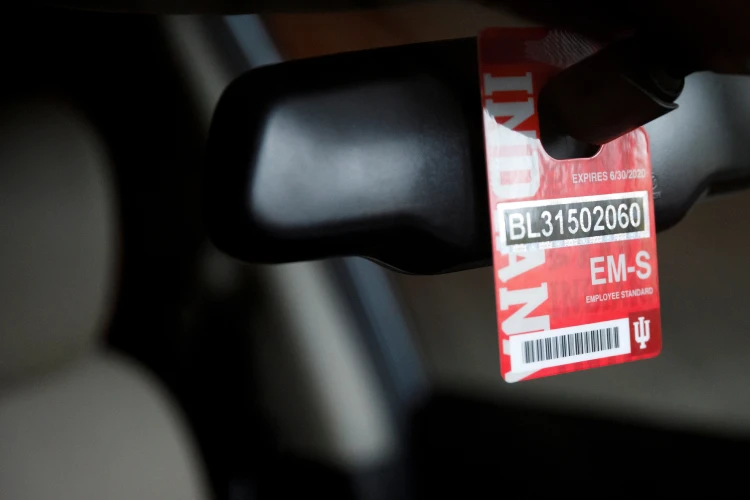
[206,38,750,274]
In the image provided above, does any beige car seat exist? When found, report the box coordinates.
[0,96,209,500]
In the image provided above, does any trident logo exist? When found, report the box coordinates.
[633,317,651,349]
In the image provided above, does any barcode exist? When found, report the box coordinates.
[523,327,620,365]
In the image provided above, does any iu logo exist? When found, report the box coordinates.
[633,317,651,349]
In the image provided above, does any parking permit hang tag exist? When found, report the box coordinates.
[479,28,662,382]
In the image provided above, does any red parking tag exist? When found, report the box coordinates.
[479,28,662,382]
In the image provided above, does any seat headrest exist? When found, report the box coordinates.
[0,96,117,385]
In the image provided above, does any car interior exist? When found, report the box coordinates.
[2,2,750,499]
